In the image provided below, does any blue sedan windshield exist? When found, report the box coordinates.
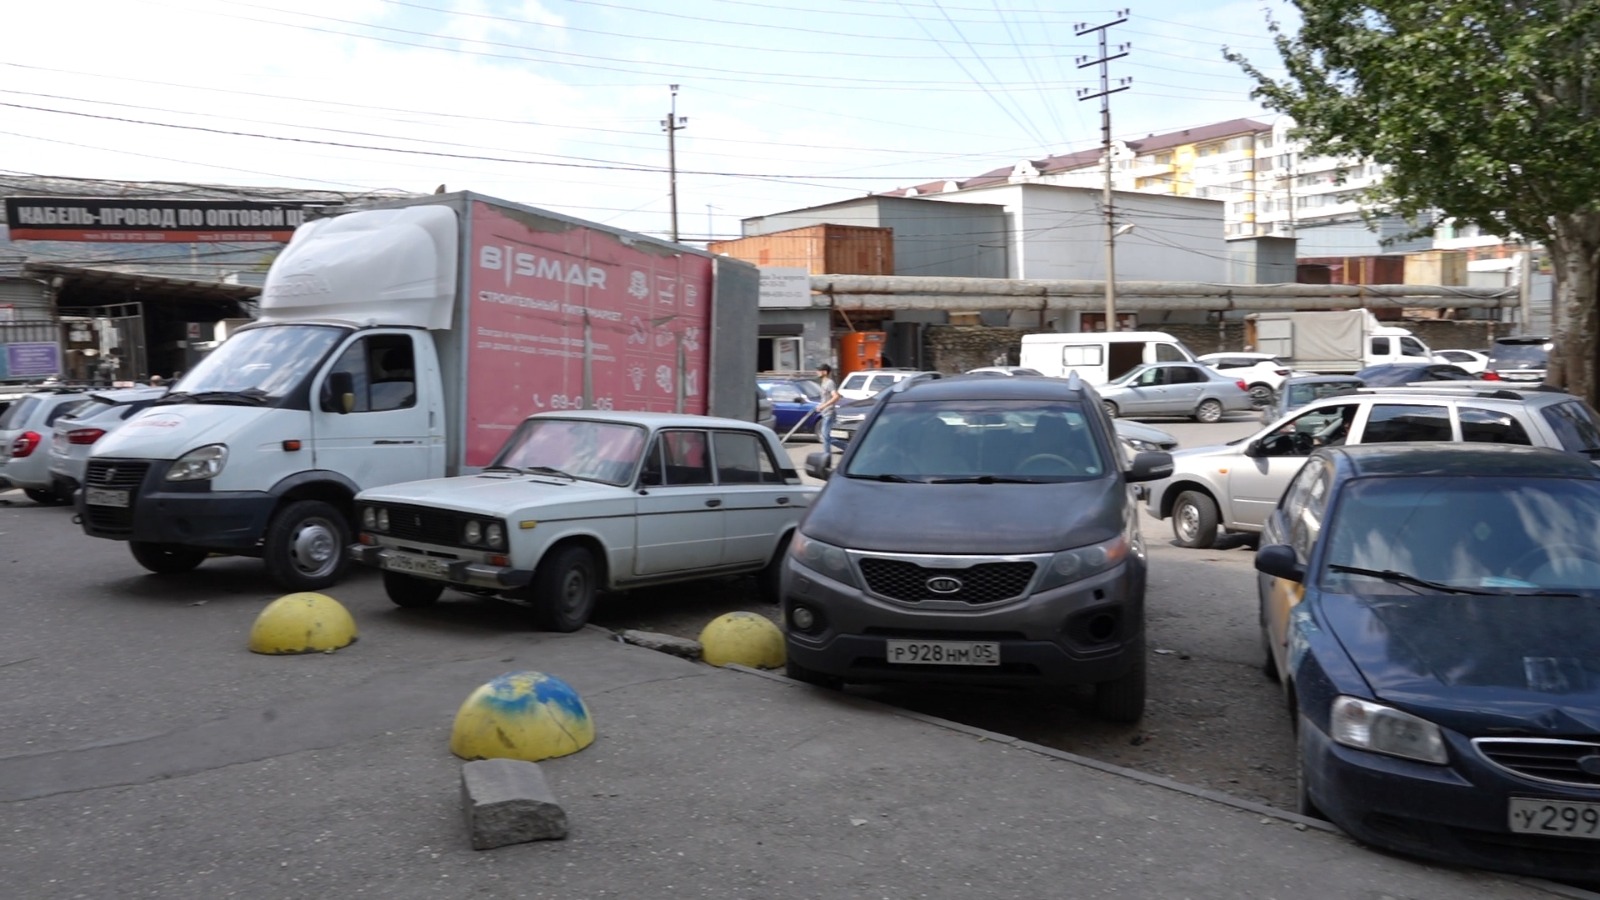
[1322,476,1600,593]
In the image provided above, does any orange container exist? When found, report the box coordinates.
[838,331,885,377]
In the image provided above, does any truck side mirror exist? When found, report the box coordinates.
[324,371,355,414]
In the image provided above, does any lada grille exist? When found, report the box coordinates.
[858,557,1035,605]
[1474,738,1600,787]
[81,460,150,535]
[378,503,471,547]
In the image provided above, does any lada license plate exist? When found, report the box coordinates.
[383,553,449,579]
[85,488,129,508]
[885,640,1000,666]
[1509,797,1600,840]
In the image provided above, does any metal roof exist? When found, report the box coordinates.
[22,262,260,303]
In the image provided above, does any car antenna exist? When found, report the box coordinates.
[1066,371,1082,391]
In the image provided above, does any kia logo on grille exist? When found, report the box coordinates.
[1579,755,1600,777]
[926,576,963,594]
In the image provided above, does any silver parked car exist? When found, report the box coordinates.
[1144,384,1600,548]
[1098,361,1255,423]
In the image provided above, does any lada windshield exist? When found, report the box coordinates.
[846,400,1105,482]
[491,418,647,485]
[168,325,344,402]
[1322,476,1600,593]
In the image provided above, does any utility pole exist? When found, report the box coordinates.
[1076,12,1131,333]
[706,204,719,246]
[661,85,688,242]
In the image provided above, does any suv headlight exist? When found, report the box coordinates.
[789,532,859,586]
[166,444,229,481]
[1331,696,1448,764]
[1038,534,1129,590]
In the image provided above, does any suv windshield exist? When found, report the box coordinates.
[1322,475,1600,593]
[846,399,1105,482]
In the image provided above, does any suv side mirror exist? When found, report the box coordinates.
[1124,450,1174,483]
[324,371,355,414]
[804,451,833,480]
[1255,543,1305,583]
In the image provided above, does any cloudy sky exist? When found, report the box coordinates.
[3,0,1297,243]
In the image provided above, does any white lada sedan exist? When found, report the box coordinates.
[351,411,817,631]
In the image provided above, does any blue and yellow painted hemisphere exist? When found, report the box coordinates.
[699,611,785,669]
[248,592,358,655]
[450,671,595,762]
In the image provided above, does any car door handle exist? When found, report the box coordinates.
[776,496,790,505]
[705,499,722,508]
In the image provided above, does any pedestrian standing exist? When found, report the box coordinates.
[816,363,841,464]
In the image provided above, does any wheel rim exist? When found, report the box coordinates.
[560,566,590,614]
[290,518,340,578]
[1199,401,1221,422]
[1176,503,1200,542]
[1249,385,1273,405]
[1103,402,1117,418]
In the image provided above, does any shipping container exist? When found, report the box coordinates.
[710,224,893,275]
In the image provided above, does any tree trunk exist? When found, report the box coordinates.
[1548,213,1600,406]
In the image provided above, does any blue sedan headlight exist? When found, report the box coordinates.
[1331,696,1448,764]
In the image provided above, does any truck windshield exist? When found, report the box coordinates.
[171,325,345,401]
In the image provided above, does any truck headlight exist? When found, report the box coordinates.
[166,444,229,481]
[1331,696,1448,764]
[1037,534,1129,590]
[790,532,858,587]
[464,521,482,545]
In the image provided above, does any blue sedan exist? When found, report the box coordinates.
[758,377,824,439]
[1255,442,1600,882]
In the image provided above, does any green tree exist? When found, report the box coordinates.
[1227,0,1600,400]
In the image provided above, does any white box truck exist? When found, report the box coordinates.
[1018,331,1198,385]
[1246,309,1446,374]
[75,192,760,589]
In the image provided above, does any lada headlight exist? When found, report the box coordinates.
[789,532,859,587]
[166,444,229,481]
[485,523,505,549]
[1038,534,1129,590]
[361,507,389,532]
[464,521,482,545]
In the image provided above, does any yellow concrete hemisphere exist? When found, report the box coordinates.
[699,611,786,669]
[450,671,596,762]
[248,592,358,655]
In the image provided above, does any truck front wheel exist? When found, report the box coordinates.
[530,544,597,633]
[263,500,350,591]
[383,570,444,608]
[129,541,209,575]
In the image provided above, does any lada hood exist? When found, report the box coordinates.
[802,477,1123,555]
[358,472,634,520]
[92,404,279,460]
[1323,592,1600,735]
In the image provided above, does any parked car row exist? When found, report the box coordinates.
[0,386,167,504]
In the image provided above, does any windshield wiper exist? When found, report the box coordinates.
[157,389,268,406]
[523,465,577,480]
[844,472,924,483]
[927,475,1045,484]
[1327,564,1500,595]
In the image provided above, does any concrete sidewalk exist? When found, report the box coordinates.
[1,620,1592,900]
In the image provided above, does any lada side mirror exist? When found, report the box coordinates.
[1255,543,1306,583]
[324,371,356,415]
[804,451,833,479]
[1124,450,1174,483]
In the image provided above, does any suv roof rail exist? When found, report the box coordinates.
[1353,384,1563,401]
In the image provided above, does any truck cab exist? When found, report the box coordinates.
[1367,326,1443,366]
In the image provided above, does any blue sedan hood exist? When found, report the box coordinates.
[801,476,1123,555]
[1322,593,1600,734]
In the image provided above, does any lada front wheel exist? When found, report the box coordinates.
[531,544,597,632]
[263,499,350,591]
[383,571,444,608]
[1172,491,1219,549]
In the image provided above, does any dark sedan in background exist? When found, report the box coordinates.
[1255,442,1600,883]
[1352,362,1484,386]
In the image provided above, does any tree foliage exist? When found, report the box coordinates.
[1227,0,1600,399]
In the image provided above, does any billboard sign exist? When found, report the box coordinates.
[0,342,62,379]
[757,266,812,308]
[3,197,325,242]
[463,200,713,467]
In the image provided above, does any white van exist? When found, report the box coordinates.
[1019,331,1198,385]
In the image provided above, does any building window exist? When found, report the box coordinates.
[1259,133,1276,150]
[1154,151,1174,165]
[1235,201,1255,215]
[1198,143,1220,157]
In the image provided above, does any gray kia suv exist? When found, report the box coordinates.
[780,373,1174,722]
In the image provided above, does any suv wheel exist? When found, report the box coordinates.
[23,488,63,506]
[1172,491,1219,549]
[1247,383,1274,407]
